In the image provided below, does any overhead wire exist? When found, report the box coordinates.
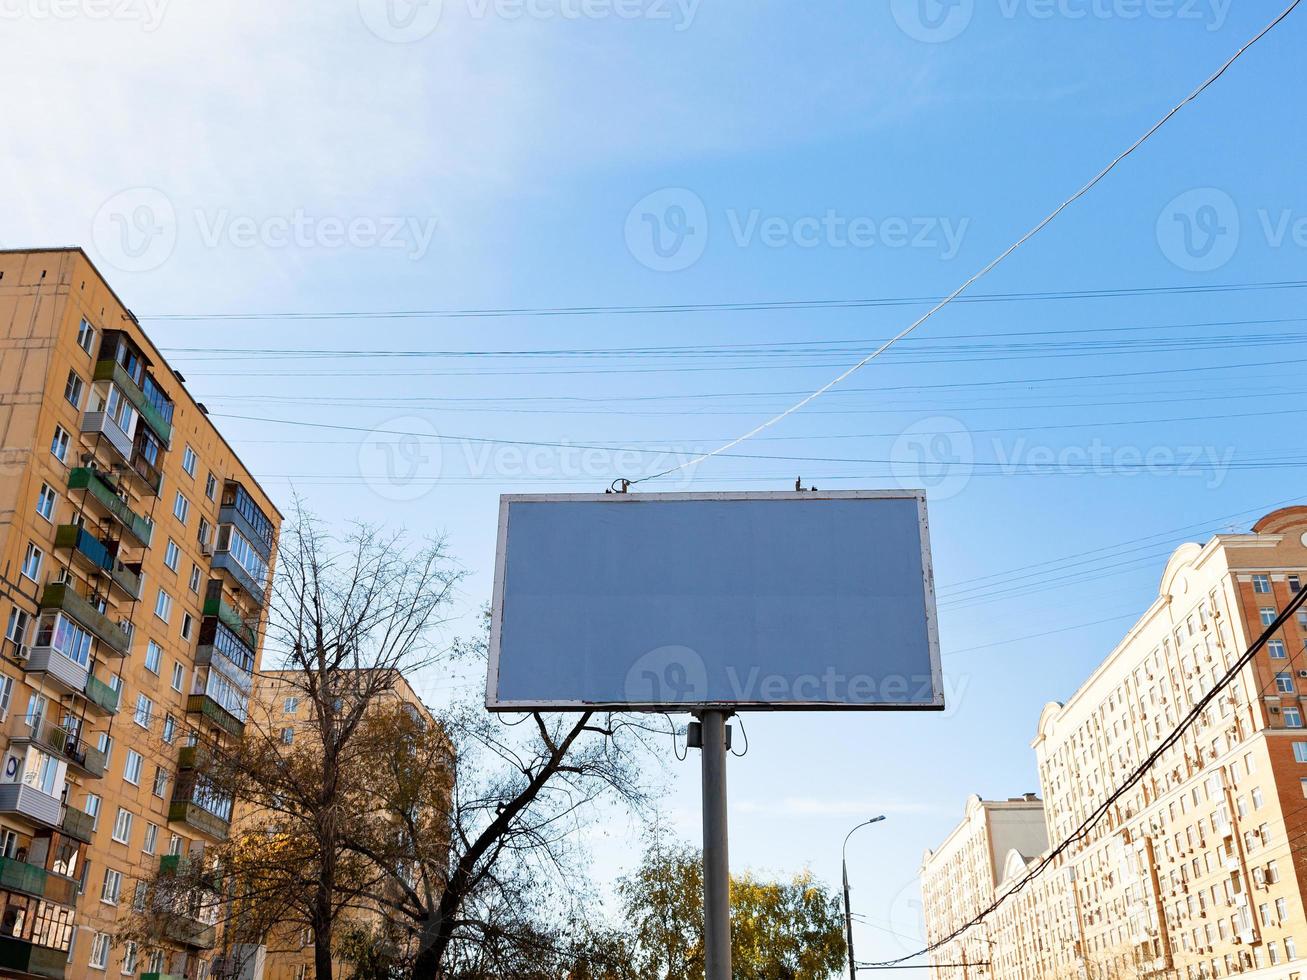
[626,1,1305,487]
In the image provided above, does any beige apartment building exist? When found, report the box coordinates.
[923,507,1307,980]
[241,670,443,980]
[0,248,280,979]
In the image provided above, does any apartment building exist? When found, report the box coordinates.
[238,670,442,980]
[0,248,281,979]
[923,506,1307,980]
[920,794,1050,980]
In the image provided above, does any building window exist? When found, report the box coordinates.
[1287,937,1298,960]
[173,492,190,524]
[162,713,176,743]
[121,939,137,974]
[85,793,101,829]
[154,590,172,623]
[1269,860,1281,883]
[1254,574,1272,594]
[164,539,180,572]
[51,425,70,463]
[1270,640,1288,660]
[20,543,43,582]
[205,472,217,500]
[181,612,194,641]
[77,319,97,354]
[1252,786,1265,808]
[281,727,294,745]
[198,517,212,549]
[124,750,143,786]
[152,767,168,798]
[35,483,57,522]
[63,369,84,408]
[90,931,110,969]
[1286,708,1303,729]
[1276,673,1295,694]
[171,663,184,692]
[111,808,133,844]
[1262,608,1278,626]
[144,641,162,674]
[0,675,12,722]
[97,732,113,766]
[1291,575,1302,594]
[142,823,158,855]
[1270,942,1281,966]
[189,565,201,593]
[101,867,122,905]
[182,445,197,477]
[133,694,153,730]
[284,696,299,714]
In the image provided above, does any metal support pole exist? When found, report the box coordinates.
[843,859,857,979]
[700,710,732,980]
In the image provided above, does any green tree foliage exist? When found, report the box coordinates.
[618,834,847,980]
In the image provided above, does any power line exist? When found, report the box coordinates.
[141,280,1307,322]
[868,582,1307,967]
[627,1,1304,487]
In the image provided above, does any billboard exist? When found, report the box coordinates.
[486,491,942,712]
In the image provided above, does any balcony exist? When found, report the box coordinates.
[22,647,88,698]
[0,936,67,979]
[83,674,120,716]
[168,799,229,842]
[59,804,95,844]
[186,694,244,736]
[93,357,173,444]
[80,408,133,461]
[211,551,266,607]
[218,483,275,559]
[0,784,62,829]
[66,468,153,546]
[202,585,257,650]
[162,913,217,949]
[0,856,78,907]
[52,525,141,600]
[39,583,129,657]
[141,975,184,980]
[11,718,108,778]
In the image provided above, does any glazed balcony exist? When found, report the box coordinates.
[161,912,217,950]
[26,640,119,714]
[79,408,133,461]
[202,582,257,650]
[0,936,67,979]
[93,356,173,445]
[66,467,153,546]
[0,784,62,830]
[39,583,130,657]
[218,482,275,558]
[210,551,265,607]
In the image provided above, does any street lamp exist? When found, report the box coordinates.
[842,815,886,980]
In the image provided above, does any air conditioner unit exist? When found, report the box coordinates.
[13,645,29,663]
[201,543,214,557]
[1296,670,1307,679]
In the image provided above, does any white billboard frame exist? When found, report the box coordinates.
[485,489,943,713]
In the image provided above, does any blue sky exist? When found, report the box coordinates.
[4,0,1307,965]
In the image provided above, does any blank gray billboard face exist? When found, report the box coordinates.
[487,492,942,712]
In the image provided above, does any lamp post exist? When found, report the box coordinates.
[842,815,886,980]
